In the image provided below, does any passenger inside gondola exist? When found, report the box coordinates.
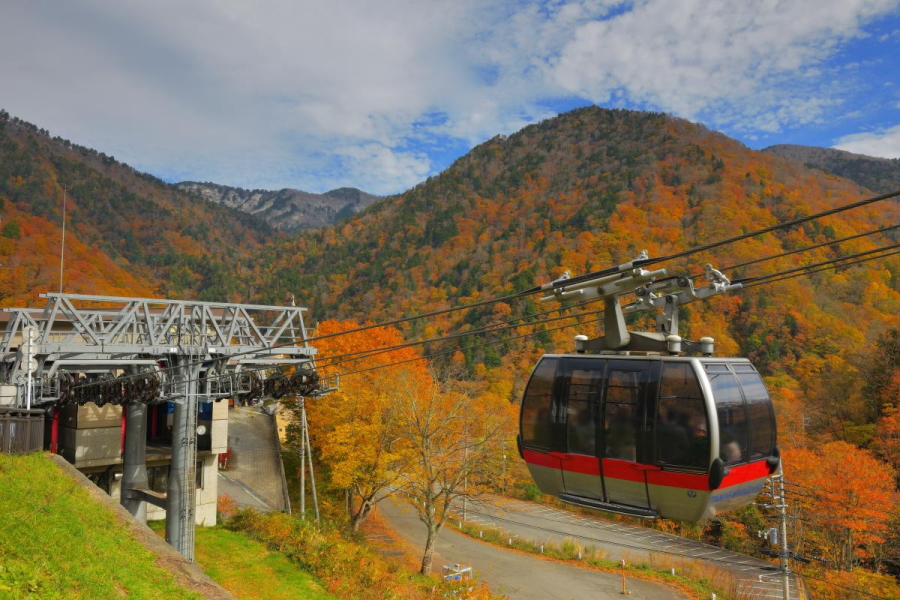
[606,404,636,460]
[568,401,596,455]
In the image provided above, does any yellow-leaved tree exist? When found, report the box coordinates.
[394,370,517,574]
[303,319,428,532]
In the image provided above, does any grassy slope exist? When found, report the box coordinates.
[149,522,336,600]
[0,453,199,600]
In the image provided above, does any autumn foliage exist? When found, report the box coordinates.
[5,106,900,592]
[301,319,430,532]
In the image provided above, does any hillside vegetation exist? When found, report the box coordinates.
[3,106,900,592]
[0,453,200,599]
[251,107,899,382]
[254,107,900,588]
[764,143,900,195]
[0,110,273,305]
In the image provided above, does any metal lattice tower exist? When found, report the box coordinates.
[1,293,335,561]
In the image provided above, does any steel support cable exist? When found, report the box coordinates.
[316,229,897,371]
[689,223,900,279]
[63,244,898,402]
[741,247,900,289]
[327,249,900,379]
[735,242,900,286]
[190,245,900,386]
[262,247,900,382]
[61,189,899,394]
[141,237,900,387]
[165,228,900,381]
[339,312,608,379]
[561,188,900,290]
[312,298,605,372]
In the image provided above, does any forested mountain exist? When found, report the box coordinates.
[3,105,900,589]
[253,107,898,369]
[763,143,900,194]
[176,182,380,232]
[0,110,274,305]
[249,107,900,465]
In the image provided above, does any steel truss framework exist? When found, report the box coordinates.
[1,293,333,561]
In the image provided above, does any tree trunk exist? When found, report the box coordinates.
[420,525,437,575]
[350,500,372,533]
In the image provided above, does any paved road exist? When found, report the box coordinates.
[225,406,289,511]
[379,499,687,600]
[457,495,800,600]
[217,472,272,512]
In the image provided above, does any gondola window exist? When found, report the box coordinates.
[657,362,709,469]
[707,365,750,465]
[521,358,560,450]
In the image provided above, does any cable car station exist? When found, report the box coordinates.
[0,293,328,561]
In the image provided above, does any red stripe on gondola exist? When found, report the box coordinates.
[523,449,769,491]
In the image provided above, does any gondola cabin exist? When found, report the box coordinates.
[518,354,779,522]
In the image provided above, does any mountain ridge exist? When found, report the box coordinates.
[246,106,899,383]
[762,143,900,194]
[176,181,381,232]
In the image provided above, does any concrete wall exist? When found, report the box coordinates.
[59,425,121,465]
[145,453,218,526]
[60,403,122,429]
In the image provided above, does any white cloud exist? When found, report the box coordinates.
[547,0,898,132]
[834,124,900,158]
[0,0,898,193]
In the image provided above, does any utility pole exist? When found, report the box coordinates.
[773,469,791,600]
[298,397,319,521]
[59,185,66,293]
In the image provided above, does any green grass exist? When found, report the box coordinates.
[149,521,336,600]
[0,453,200,600]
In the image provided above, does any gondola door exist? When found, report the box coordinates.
[557,359,606,500]
[601,360,653,509]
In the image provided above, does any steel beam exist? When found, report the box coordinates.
[120,402,148,521]
[165,357,200,561]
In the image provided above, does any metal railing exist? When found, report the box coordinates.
[0,407,45,453]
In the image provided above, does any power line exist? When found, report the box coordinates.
[800,572,892,600]
[462,506,781,571]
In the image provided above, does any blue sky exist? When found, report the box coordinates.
[1,1,899,195]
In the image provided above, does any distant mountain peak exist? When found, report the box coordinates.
[176,182,381,232]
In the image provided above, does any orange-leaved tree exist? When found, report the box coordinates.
[303,319,429,532]
[874,401,900,472]
[394,370,516,574]
[784,442,898,570]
